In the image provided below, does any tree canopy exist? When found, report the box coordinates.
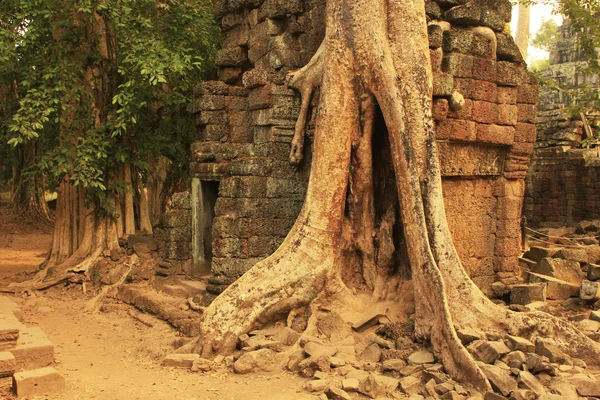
[0,0,217,214]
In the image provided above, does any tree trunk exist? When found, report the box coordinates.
[516,3,531,61]
[10,139,51,222]
[193,0,600,392]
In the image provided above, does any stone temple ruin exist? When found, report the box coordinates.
[525,18,600,228]
[171,0,540,295]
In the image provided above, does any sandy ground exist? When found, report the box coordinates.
[0,204,313,400]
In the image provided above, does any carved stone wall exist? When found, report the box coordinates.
[188,0,538,293]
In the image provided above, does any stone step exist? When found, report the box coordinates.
[10,327,54,371]
[12,366,65,398]
[154,278,207,299]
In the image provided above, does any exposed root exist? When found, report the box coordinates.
[85,264,132,314]
[196,220,338,358]
[286,42,324,165]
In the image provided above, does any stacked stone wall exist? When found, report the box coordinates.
[525,110,600,227]
[161,192,193,261]
[188,0,539,292]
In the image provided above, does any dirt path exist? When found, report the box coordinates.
[3,289,312,400]
[0,203,313,400]
[0,204,52,281]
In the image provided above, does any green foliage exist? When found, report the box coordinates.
[531,18,559,51]
[0,0,217,205]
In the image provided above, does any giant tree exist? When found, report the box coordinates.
[1,0,216,280]
[191,0,600,393]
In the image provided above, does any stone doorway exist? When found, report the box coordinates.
[191,178,220,276]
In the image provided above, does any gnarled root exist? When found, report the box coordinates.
[286,42,324,165]
[196,219,338,358]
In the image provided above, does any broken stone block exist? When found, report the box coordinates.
[571,376,600,397]
[233,349,278,374]
[526,246,558,263]
[190,358,215,372]
[517,370,545,396]
[360,343,382,362]
[162,353,200,368]
[506,336,535,353]
[468,340,504,364]
[533,258,584,285]
[457,327,482,345]
[342,378,359,392]
[382,358,406,372]
[581,280,600,300]
[304,379,329,392]
[358,374,399,398]
[407,350,434,365]
[13,367,65,398]
[0,351,16,377]
[0,324,20,351]
[480,364,518,396]
[484,393,506,400]
[287,349,305,371]
[304,341,337,358]
[272,326,300,346]
[510,389,537,400]
[326,386,352,400]
[528,272,580,300]
[510,284,546,305]
[588,263,600,281]
[400,375,424,395]
[590,310,600,323]
[535,338,567,363]
[298,356,331,378]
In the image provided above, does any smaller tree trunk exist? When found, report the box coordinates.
[516,4,531,61]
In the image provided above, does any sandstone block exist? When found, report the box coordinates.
[480,364,518,396]
[528,272,580,300]
[581,280,600,301]
[477,124,515,145]
[10,327,54,371]
[533,258,584,286]
[233,349,278,374]
[0,351,16,377]
[407,350,434,365]
[13,367,65,398]
[506,336,535,353]
[436,119,476,141]
[162,353,199,368]
[510,284,546,305]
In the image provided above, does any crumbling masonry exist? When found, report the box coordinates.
[187,0,538,293]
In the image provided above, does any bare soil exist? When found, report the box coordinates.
[0,204,312,400]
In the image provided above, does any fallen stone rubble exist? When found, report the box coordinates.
[0,295,65,398]
[163,316,600,399]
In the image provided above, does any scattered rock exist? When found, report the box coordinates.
[233,349,278,374]
[272,327,300,346]
[407,350,434,365]
[298,356,331,378]
[535,338,567,363]
[360,343,382,362]
[571,376,600,397]
[590,310,600,322]
[480,364,518,396]
[305,342,337,358]
[468,340,505,364]
[533,258,584,285]
[190,358,214,373]
[400,375,423,395]
[382,358,407,372]
[162,353,199,368]
[527,272,580,300]
[457,328,482,345]
[342,378,359,392]
[326,386,352,400]
[359,374,399,398]
[506,336,534,353]
[517,371,545,396]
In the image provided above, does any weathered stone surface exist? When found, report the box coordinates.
[581,280,600,300]
[468,340,507,364]
[13,367,65,398]
[326,386,352,400]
